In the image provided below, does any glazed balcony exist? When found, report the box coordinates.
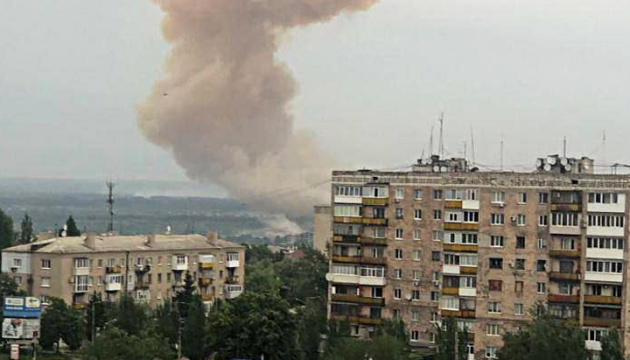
[331,294,385,306]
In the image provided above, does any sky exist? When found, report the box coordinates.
[1,0,630,187]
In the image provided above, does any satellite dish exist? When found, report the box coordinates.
[536,159,544,168]
[561,158,569,166]
[583,163,590,170]
[440,166,448,173]
[565,164,573,172]
[433,166,440,173]
[405,294,413,301]
[548,156,558,165]
[544,164,552,171]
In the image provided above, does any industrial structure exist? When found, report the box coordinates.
[324,154,630,359]
[1,232,245,310]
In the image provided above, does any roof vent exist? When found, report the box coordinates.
[147,234,156,247]
[207,231,219,244]
[84,233,97,249]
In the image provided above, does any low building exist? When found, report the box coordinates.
[314,205,333,255]
[1,232,245,309]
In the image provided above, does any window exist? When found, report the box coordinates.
[442,296,460,310]
[551,212,580,227]
[414,209,422,220]
[434,210,442,220]
[514,281,524,293]
[490,236,504,247]
[461,276,477,288]
[413,270,421,280]
[395,208,404,219]
[432,231,444,241]
[373,207,386,218]
[447,212,460,223]
[537,282,547,294]
[460,254,478,267]
[461,233,478,244]
[107,258,116,267]
[463,211,479,223]
[394,249,403,260]
[491,192,505,204]
[413,229,421,240]
[464,189,478,200]
[537,238,547,249]
[444,254,460,265]
[613,285,623,297]
[586,260,623,274]
[489,258,503,269]
[176,255,187,265]
[74,258,89,268]
[589,192,620,204]
[41,277,51,288]
[587,329,608,342]
[491,213,504,225]
[41,259,51,269]
[516,214,526,226]
[587,237,624,249]
[515,259,525,270]
[559,283,573,295]
[588,214,625,228]
[412,290,421,300]
[432,251,441,261]
[395,228,404,239]
[487,324,501,336]
[445,189,463,200]
[395,188,405,199]
[414,189,423,200]
[157,273,162,283]
[433,190,443,200]
[538,192,549,204]
[516,236,526,249]
[373,227,386,238]
[393,269,402,279]
[539,215,548,226]
[335,186,363,197]
[411,331,420,342]
[392,309,400,320]
[13,258,22,267]
[489,280,502,291]
[394,288,402,299]
[431,291,440,301]
[514,303,524,315]
[411,310,420,322]
[488,302,501,313]
[486,346,498,359]
[413,251,421,261]
[334,205,362,217]
[537,260,547,272]
[518,192,527,204]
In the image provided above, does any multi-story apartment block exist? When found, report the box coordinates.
[325,154,630,359]
[1,232,245,309]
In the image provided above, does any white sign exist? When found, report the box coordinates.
[2,319,24,339]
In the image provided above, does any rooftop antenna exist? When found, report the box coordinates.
[429,125,434,157]
[602,130,607,174]
[563,136,567,157]
[500,134,504,172]
[463,141,467,160]
[106,181,115,233]
[438,112,445,159]
[470,126,476,166]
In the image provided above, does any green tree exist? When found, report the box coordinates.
[498,312,590,360]
[369,335,409,360]
[0,208,15,250]
[297,297,328,360]
[40,298,84,352]
[86,292,109,341]
[324,338,367,360]
[276,248,328,304]
[114,294,148,337]
[0,273,20,299]
[207,291,299,360]
[155,301,178,348]
[174,271,198,318]
[66,215,81,236]
[86,326,175,360]
[19,212,34,244]
[244,258,282,295]
[434,317,468,360]
[182,297,208,360]
[601,328,625,360]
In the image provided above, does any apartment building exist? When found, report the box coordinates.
[326,155,630,359]
[1,232,245,309]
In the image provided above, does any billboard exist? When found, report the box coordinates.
[2,297,41,319]
[2,318,40,340]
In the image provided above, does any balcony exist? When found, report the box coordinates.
[331,294,385,306]
[550,226,582,236]
[583,317,621,328]
[332,255,387,266]
[105,266,122,274]
[333,235,359,243]
[72,268,90,276]
[226,259,240,268]
[362,218,388,226]
[73,302,88,310]
[549,272,580,282]
[331,315,383,326]
[548,249,581,259]
[443,244,478,253]
[440,310,461,318]
[198,254,215,269]
[444,223,478,231]
[443,265,460,275]
[326,273,387,287]
[105,274,123,292]
[442,287,458,296]
[550,204,582,212]
[460,266,477,275]
[584,295,622,306]
[548,294,579,304]
[586,248,623,260]
[334,216,363,225]
[224,285,244,299]
[461,310,476,319]
[362,198,389,206]
[584,272,623,283]
[358,237,388,246]
[444,200,463,209]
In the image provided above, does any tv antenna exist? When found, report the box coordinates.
[438,112,445,159]
[500,134,505,172]
[106,181,115,233]
[470,126,476,166]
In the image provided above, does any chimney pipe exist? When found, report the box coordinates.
[147,234,156,247]
[85,233,97,249]
[207,231,219,244]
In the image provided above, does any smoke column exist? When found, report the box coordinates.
[137,0,379,214]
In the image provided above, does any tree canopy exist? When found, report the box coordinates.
[0,208,15,249]
[19,212,34,243]
[64,215,81,237]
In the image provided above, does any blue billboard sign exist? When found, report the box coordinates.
[2,297,42,319]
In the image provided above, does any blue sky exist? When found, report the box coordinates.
[1,0,629,183]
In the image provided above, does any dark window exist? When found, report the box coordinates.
[489,280,502,291]
[537,260,547,272]
[515,259,525,270]
[516,236,526,249]
[515,281,524,293]
[432,251,441,261]
[489,258,503,269]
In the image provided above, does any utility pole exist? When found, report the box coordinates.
[106,182,115,233]
[438,112,445,159]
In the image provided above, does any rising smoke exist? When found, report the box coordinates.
[137,0,379,214]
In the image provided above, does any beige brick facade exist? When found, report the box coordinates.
[326,158,630,359]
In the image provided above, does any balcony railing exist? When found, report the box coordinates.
[358,237,388,246]
[550,204,582,212]
[331,294,385,306]
[105,266,122,274]
[443,244,478,253]
[444,200,463,209]
[548,294,580,304]
[442,287,459,296]
[584,295,623,306]
[362,198,389,206]
[331,314,383,326]
[333,235,359,243]
[583,317,621,328]
[362,218,388,226]
[548,249,581,259]
[444,223,479,231]
[334,216,363,225]
[460,266,478,275]
[549,272,581,282]
[332,255,387,266]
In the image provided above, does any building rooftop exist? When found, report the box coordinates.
[3,234,245,255]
